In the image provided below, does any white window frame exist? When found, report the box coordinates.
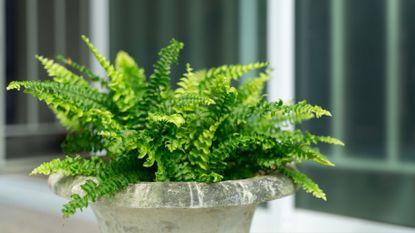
[250,0,295,232]
[89,0,109,77]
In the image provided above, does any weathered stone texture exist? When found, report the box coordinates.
[49,173,295,233]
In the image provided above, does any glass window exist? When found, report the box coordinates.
[4,0,89,158]
[109,0,267,83]
[295,0,415,227]
[3,0,268,159]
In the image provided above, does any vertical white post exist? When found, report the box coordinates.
[89,0,109,76]
[267,0,295,103]
[0,0,5,164]
[262,0,296,232]
[26,0,39,128]
[239,0,258,84]
[386,0,400,164]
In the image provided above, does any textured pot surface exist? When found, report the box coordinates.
[49,173,295,233]
[91,204,256,233]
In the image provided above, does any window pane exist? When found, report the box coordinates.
[109,0,268,84]
[295,0,331,154]
[401,0,415,162]
[6,0,28,125]
[4,0,89,159]
[296,166,415,228]
[295,0,415,227]
[37,0,57,124]
[344,0,386,159]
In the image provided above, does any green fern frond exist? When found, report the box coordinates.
[127,39,184,129]
[52,106,81,129]
[83,36,143,113]
[313,135,344,146]
[144,39,184,109]
[106,51,147,113]
[36,55,90,87]
[81,35,114,77]
[238,72,270,105]
[249,99,332,127]
[6,81,118,130]
[98,130,155,162]
[167,94,214,113]
[115,51,146,98]
[286,100,332,121]
[6,81,110,111]
[175,64,206,97]
[276,130,345,146]
[206,62,268,81]
[63,193,91,218]
[194,63,268,104]
[148,113,185,127]
[31,155,105,176]
[210,134,273,163]
[62,172,140,218]
[290,145,335,166]
[279,167,327,200]
[56,54,107,86]
[189,117,225,170]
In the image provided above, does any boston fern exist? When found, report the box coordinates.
[7,36,343,217]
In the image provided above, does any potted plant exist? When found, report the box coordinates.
[7,36,343,233]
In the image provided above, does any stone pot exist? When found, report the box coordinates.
[49,173,295,233]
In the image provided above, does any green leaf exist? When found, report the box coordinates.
[280,167,327,200]
[148,113,185,127]
[36,55,89,87]
[144,39,184,109]
[56,54,107,86]
[108,51,147,112]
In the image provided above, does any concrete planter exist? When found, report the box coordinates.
[49,173,295,233]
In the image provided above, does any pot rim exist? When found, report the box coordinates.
[48,172,296,209]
